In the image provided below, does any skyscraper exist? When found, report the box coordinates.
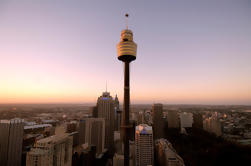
[152,103,164,139]
[117,14,137,166]
[0,118,24,166]
[135,124,154,166]
[26,134,73,166]
[114,94,121,131]
[97,91,115,149]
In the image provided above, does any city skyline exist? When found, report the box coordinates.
[1,0,251,105]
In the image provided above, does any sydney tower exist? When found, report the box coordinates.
[117,14,137,166]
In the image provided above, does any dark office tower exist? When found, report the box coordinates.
[90,106,98,118]
[192,112,203,129]
[117,14,137,166]
[97,91,115,149]
[0,118,24,166]
[152,103,164,139]
[114,95,121,131]
[78,119,86,145]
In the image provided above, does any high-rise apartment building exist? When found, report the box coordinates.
[152,103,164,139]
[0,118,24,166]
[26,134,73,166]
[78,118,105,154]
[135,124,154,166]
[97,91,115,149]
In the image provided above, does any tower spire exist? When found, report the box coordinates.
[125,13,129,29]
[106,81,107,92]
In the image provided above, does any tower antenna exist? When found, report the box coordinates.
[125,13,129,29]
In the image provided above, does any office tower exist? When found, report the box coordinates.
[0,118,24,166]
[78,119,86,145]
[135,124,154,166]
[114,95,121,131]
[116,109,122,131]
[117,13,137,166]
[180,112,193,128]
[192,112,203,129]
[152,103,164,139]
[78,118,105,154]
[155,139,185,166]
[167,110,180,128]
[26,134,73,166]
[97,91,115,149]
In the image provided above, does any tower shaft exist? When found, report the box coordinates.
[122,61,130,166]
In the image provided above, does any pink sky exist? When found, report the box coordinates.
[0,0,251,104]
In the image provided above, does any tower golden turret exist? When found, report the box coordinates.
[117,15,137,62]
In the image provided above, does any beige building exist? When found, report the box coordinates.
[26,147,53,166]
[97,91,115,149]
[0,118,24,166]
[26,134,73,166]
[180,112,193,128]
[135,124,154,166]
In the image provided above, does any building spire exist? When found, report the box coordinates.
[106,81,107,92]
[125,13,129,29]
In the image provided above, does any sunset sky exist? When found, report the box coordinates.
[0,0,251,104]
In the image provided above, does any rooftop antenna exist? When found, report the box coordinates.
[125,13,129,29]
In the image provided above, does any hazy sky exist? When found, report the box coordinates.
[0,0,251,104]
